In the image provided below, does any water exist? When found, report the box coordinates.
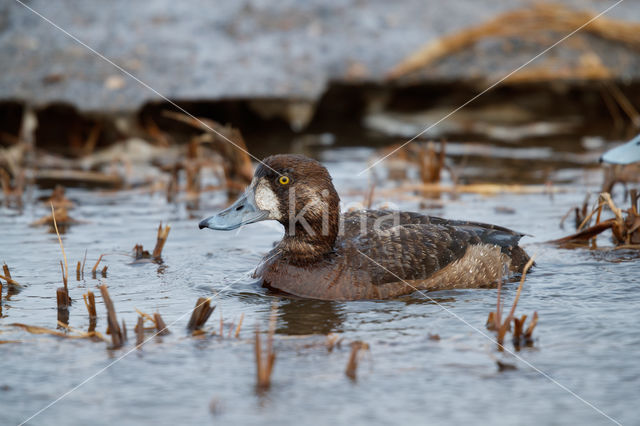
[1,139,639,425]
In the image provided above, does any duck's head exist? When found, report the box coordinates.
[199,155,340,253]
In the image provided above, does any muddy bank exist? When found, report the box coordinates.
[3,1,640,111]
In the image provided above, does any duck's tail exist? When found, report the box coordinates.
[508,245,533,273]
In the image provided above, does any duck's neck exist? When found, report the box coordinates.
[278,198,340,266]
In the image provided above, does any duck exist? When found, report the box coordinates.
[600,133,640,164]
[199,154,531,301]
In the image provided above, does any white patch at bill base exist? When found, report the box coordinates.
[254,178,282,220]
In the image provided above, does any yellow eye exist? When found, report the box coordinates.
[278,176,290,185]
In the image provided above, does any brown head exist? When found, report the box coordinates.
[199,154,341,264]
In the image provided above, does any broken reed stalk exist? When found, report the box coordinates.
[154,312,170,335]
[577,200,606,231]
[98,284,124,349]
[101,265,108,278]
[56,287,70,326]
[152,222,171,259]
[345,341,370,380]
[3,263,11,280]
[81,249,87,280]
[136,316,144,347]
[51,203,69,290]
[91,254,105,277]
[326,334,342,352]
[56,287,70,310]
[76,261,81,281]
[524,312,539,343]
[255,302,278,391]
[122,320,127,342]
[234,313,245,338]
[0,272,20,287]
[83,291,97,332]
[187,297,215,331]
[492,255,536,350]
[11,322,108,342]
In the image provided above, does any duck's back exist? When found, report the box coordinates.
[256,210,530,300]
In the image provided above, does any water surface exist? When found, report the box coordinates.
[1,139,639,425]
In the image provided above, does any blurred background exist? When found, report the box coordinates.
[2,0,640,173]
[1,2,640,425]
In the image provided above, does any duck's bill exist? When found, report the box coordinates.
[198,188,269,231]
[600,135,640,165]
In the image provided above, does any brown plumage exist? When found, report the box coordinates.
[200,154,531,301]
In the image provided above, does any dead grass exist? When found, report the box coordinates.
[345,341,370,381]
[154,312,170,336]
[552,191,640,246]
[83,291,97,332]
[486,255,537,351]
[255,302,278,391]
[0,263,21,287]
[388,3,640,79]
[10,323,107,342]
[163,111,253,198]
[132,222,171,261]
[99,284,124,349]
[187,297,215,332]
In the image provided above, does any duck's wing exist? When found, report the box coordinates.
[343,219,529,286]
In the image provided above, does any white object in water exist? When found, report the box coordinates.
[600,134,640,165]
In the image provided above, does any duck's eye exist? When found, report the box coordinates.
[278,176,291,185]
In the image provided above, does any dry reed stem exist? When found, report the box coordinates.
[505,256,537,323]
[0,273,20,287]
[56,287,70,310]
[255,302,278,391]
[84,293,96,316]
[136,316,144,347]
[152,222,171,259]
[524,312,539,341]
[135,308,156,325]
[187,297,215,331]
[76,261,81,281]
[99,284,123,349]
[512,314,527,343]
[234,313,245,338]
[81,249,87,280]
[154,312,170,335]
[3,263,11,279]
[495,276,502,331]
[91,254,105,276]
[51,203,68,289]
[578,201,606,231]
[83,291,97,332]
[122,320,127,342]
[10,323,108,342]
[551,218,615,244]
[496,255,536,349]
[326,333,341,352]
[101,265,108,278]
[345,341,370,380]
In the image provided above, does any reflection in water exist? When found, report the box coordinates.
[401,294,458,306]
[276,299,346,336]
